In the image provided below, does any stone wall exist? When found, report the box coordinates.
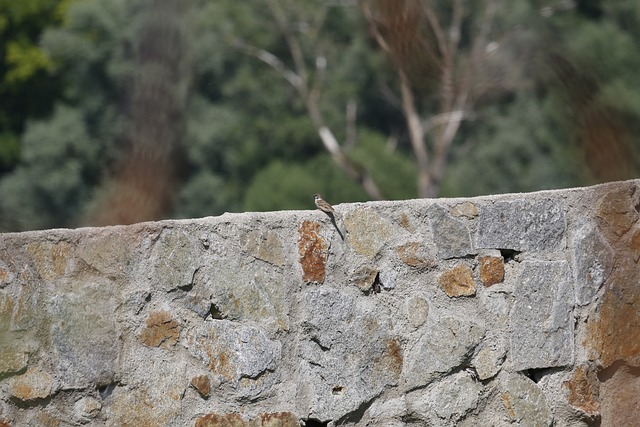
[1,180,639,426]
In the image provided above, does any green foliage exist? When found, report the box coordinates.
[0,133,19,172]
[4,39,54,84]
[0,0,639,231]
[348,130,417,200]
[243,156,366,212]
[0,105,98,230]
[441,94,585,197]
[0,0,75,175]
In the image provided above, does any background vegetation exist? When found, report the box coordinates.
[0,0,638,231]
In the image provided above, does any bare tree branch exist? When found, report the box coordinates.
[361,0,501,197]
[237,0,384,200]
[231,38,302,88]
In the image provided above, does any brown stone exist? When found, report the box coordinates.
[9,368,53,401]
[297,221,328,283]
[194,412,299,427]
[585,226,640,368]
[0,261,13,287]
[628,224,640,262]
[395,243,437,269]
[0,293,14,332]
[439,265,476,297]
[398,213,416,232]
[585,184,640,427]
[27,241,74,280]
[195,413,246,427]
[563,365,600,415]
[598,362,640,427]
[259,412,299,427]
[379,338,403,377]
[191,375,211,398]
[139,311,180,349]
[596,186,640,237]
[203,336,234,381]
[478,256,504,286]
[449,202,479,219]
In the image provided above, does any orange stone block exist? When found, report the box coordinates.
[439,265,476,297]
[478,256,504,286]
[297,221,328,283]
[138,311,180,349]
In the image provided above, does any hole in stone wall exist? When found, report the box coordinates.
[302,418,330,427]
[521,367,561,384]
[332,385,344,395]
[98,382,119,400]
[311,337,330,352]
[178,283,193,292]
[500,249,521,263]
[209,303,224,320]
[372,272,381,294]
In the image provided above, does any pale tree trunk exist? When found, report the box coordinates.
[235,0,385,200]
[86,0,190,225]
[361,0,498,198]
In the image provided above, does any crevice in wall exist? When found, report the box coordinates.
[10,395,53,410]
[178,282,193,292]
[334,395,375,426]
[209,302,225,320]
[500,249,521,263]
[301,418,330,427]
[520,367,563,384]
[0,366,27,382]
[311,336,330,352]
[98,381,120,400]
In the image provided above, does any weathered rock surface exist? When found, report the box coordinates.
[0,180,638,426]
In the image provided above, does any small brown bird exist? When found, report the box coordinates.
[314,194,338,217]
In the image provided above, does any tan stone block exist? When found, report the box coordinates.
[439,265,476,297]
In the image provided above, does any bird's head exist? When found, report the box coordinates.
[314,194,321,201]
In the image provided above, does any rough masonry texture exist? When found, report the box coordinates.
[1,180,640,426]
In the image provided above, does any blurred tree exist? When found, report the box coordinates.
[173,0,407,216]
[0,0,135,230]
[0,105,99,230]
[0,0,638,231]
[547,1,640,183]
[85,0,191,225]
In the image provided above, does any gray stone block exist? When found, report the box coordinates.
[407,372,482,426]
[476,198,566,251]
[499,372,553,427]
[48,279,119,389]
[510,261,574,370]
[572,224,614,305]
[403,316,485,389]
[189,320,281,400]
[429,205,475,258]
[298,287,402,421]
